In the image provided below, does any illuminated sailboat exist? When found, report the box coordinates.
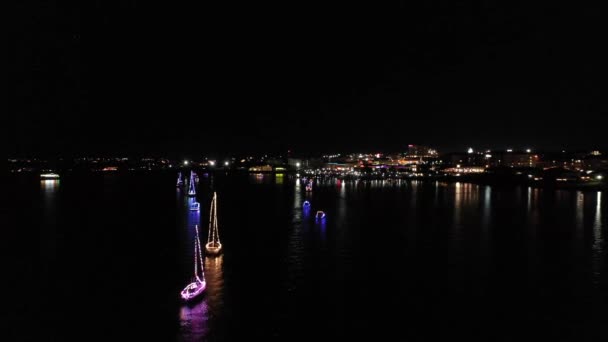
[188,172,196,196]
[190,201,200,211]
[305,179,313,192]
[177,172,184,187]
[181,225,206,301]
[205,192,222,255]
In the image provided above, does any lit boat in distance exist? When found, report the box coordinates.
[187,171,196,196]
[303,200,311,207]
[305,179,313,192]
[205,192,222,255]
[315,211,326,219]
[181,225,206,301]
[190,201,200,211]
[177,172,184,187]
[41,173,60,179]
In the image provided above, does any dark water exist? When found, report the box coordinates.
[8,173,608,341]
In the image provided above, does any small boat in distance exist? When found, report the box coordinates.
[305,179,313,192]
[315,211,326,219]
[181,225,206,301]
[187,172,196,197]
[205,192,222,255]
[190,201,200,211]
[41,173,60,179]
[177,172,184,187]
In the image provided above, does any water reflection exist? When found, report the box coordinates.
[454,182,479,211]
[250,173,267,184]
[317,215,327,242]
[186,197,201,229]
[178,299,210,342]
[481,186,491,230]
[451,182,479,254]
[41,179,60,191]
[527,186,532,212]
[592,192,603,283]
[204,255,225,313]
[285,175,307,293]
[41,178,59,282]
[575,191,584,231]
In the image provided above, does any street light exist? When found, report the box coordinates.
[224,161,229,166]
[296,162,301,168]
[183,160,189,166]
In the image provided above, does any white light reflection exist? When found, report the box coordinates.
[592,191,603,283]
[575,191,584,232]
[203,255,224,312]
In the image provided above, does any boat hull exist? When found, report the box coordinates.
[181,280,206,301]
[205,242,222,255]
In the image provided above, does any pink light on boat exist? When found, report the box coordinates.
[181,225,206,301]
[181,279,207,301]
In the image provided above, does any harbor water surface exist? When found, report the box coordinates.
[10,173,608,341]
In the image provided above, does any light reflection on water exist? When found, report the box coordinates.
[178,299,210,342]
[592,191,604,284]
[204,255,225,314]
[170,174,607,340]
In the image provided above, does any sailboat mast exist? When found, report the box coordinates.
[195,226,205,281]
[213,193,220,244]
[194,225,198,278]
[194,225,205,280]
[207,193,216,244]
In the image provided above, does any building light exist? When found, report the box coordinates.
[598,175,604,180]
[507,149,513,152]
[526,149,531,153]
[467,148,474,154]
[208,160,215,166]
[296,162,301,168]
[485,154,492,158]
[183,160,189,166]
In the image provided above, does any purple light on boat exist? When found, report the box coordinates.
[181,279,207,301]
[181,225,206,301]
[303,200,311,207]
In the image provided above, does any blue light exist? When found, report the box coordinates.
[315,211,326,220]
[190,201,200,211]
[303,200,311,207]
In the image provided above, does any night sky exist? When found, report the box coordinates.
[10,2,608,157]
